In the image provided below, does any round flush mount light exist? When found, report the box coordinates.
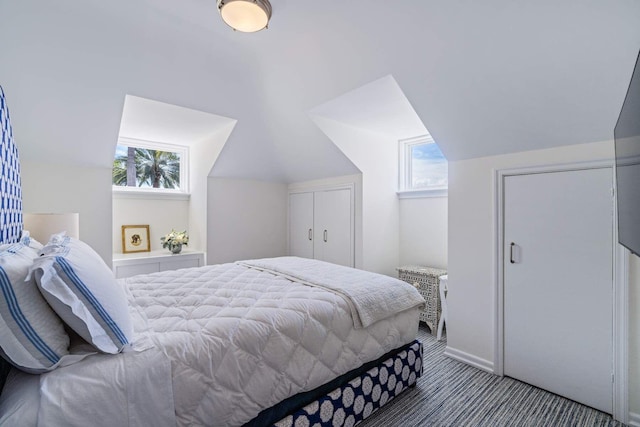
[217,0,272,33]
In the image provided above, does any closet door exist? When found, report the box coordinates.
[503,167,613,414]
[289,192,314,259]
[313,189,353,267]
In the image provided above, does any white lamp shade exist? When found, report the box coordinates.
[23,213,80,244]
[218,0,271,33]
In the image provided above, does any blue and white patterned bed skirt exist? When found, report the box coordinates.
[273,340,423,427]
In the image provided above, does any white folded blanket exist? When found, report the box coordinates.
[238,256,425,328]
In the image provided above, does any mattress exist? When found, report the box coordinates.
[0,260,422,427]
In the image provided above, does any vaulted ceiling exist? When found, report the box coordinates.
[1,0,639,183]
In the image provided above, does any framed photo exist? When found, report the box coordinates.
[121,225,151,254]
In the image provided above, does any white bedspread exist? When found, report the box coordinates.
[0,259,421,427]
[238,257,425,328]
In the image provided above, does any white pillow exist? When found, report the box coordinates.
[0,233,70,373]
[19,232,43,252]
[31,233,133,354]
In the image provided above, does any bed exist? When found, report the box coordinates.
[0,85,425,426]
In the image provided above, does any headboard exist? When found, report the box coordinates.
[0,84,23,392]
[0,86,22,244]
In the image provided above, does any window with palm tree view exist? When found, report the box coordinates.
[113,141,186,192]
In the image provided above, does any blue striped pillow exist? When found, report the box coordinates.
[31,234,133,354]
[0,236,70,373]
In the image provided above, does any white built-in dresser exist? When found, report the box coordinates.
[112,250,205,279]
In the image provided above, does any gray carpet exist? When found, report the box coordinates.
[359,325,623,427]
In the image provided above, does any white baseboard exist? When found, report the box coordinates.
[444,346,494,373]
[629,412,640,427]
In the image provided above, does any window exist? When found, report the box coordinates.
[398,135,448,197]
[112,138,189,194]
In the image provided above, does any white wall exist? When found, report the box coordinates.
[112,195,189,254]
[399,196,448,269]
[21,161,112,263]
[448,139,639,420]
[207,178,288,265]
[310,116,400,276]
[189,123,236,255]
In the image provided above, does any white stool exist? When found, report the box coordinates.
[437,275,448,341]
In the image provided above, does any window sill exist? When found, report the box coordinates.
[113,189,190,201]
[397,189,448,199]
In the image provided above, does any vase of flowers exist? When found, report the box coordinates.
[161,229,189,254]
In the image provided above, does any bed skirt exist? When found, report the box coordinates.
[256,340,423,427]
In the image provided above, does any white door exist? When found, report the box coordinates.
[504,168,613,413]
[289,192,314,259]
[313,189,353,267]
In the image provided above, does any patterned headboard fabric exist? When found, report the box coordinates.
[0,85,23,245]
[0,85,23,393]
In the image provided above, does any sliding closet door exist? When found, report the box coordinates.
[503,167,613,413]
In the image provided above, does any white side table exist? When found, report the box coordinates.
[436,274,448,341]
[396,266,447,335]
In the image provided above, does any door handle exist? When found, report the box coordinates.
[510,242,516,264]
[308,229,312,241]
[324,230,328,242]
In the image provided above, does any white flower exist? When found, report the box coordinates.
[161,229,189,248]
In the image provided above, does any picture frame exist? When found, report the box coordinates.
[121,225,151,254]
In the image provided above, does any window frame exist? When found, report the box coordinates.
[397,135,448,198]
[112,137,190,197]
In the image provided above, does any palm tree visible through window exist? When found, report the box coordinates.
[113,145,181,189]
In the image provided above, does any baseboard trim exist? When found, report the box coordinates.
[629,412,640,426]
[444,346,494,373]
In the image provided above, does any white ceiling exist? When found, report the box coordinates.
[118,95,236,146]
[1,0,639,182]
[309,75,428,140]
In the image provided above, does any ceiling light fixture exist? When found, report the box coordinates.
[217,0,272,33]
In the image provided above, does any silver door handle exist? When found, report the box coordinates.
[510,242,515,264]
[308,229,312,241]
[324,230,328,242]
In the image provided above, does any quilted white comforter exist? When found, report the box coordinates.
[240,256,427,328]
[0,259,422,427]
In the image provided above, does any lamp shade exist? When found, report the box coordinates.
[23,213,80,244]
[217,0,272,33]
